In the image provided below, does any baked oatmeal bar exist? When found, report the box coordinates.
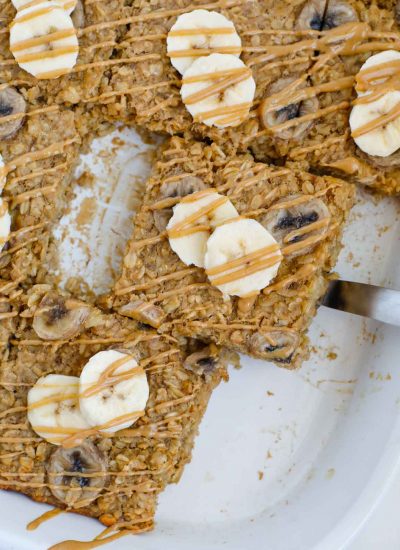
[77,0,400,195]
[91,0,314,150]
[114,136,355,369]
[0,284,226,530]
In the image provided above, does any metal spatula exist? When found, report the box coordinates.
[322,280,400,327]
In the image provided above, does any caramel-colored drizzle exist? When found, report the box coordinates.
[206,243,281,287]
[27,507,64,531]
[167,193,228,239]
[348,59,400,137]
[48,530,133,550]
[263,264,317,295]
[181,66,252,125]
[80,355,142,399]
[169,46,241,58]
[80,0,243,35]
[323,156,371,178]
[60,410,145,448]
[115,267,197,295]
[250,21,400,139]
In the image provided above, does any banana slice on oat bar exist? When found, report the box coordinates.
[355,50,400,96]
[12,0,77,15]
[167,9,241,75]
[350,91,400,157]
[28,374,90,445]
[180,53,256,128]
[47,441,107,508]
[79,350,149,434]
[167,188,239,267]
[10,1,79,79]
[204,218,282,297]
[0,197,11,252]
[350,51,400,158]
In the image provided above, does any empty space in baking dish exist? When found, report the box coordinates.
[4,129,400,550]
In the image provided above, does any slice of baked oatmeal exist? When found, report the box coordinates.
[83,0,400,194]
[88,0,315,152]
[114,136,355,369]
[0,284,226,530]
[0,102,80,286]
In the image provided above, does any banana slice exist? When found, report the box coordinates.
[355,50,400,96]
[47,441,107,508]
[180,53,256,128]
[350,91,400,157]
[28,374,90,445]
[204,218,282,297]
[0,87,27,140]
[10,1,79,80]
[0,198,11,253]
[12,0,77,15]
[167,9,241,75]
[79,350,149,434]
[166,188,239,267]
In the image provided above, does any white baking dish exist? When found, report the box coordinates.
[2,128,400,550]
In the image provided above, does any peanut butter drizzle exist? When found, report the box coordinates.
[4,138,78,176]
[289,133,348,157]
[12,29,76,52]
[251,22,370,67]
[27,507,64,531]
[8,162,68,187]
[180,188,214,202]
[80,0,243,35]
[61,410,144,448]
[169,46,241,59]
[148,196,181,210]
[283,218,330,244]
[0,105,58,126]
[15,46,78,65]
[169,27,235,37]
[268,101,349,134]
[116,267,197,294]
[194,102,251,123]
[10,6,54,26]
[48,530,133,550]
[352,101,400,138]
[167,195,228,238]
[206,243,280,277]
[28,391,78,412]
[130,233,166,250]
[210,254,282,286]
[262,264,316,294]
[261,76,354,115]
[184,69,251,106]
[183,67,248,84]
[80,355,143,399]
[324,156,371,177]
[356,59,400,90]
[282,226,335,256]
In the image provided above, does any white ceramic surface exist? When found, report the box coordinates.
[2,128,400,550]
